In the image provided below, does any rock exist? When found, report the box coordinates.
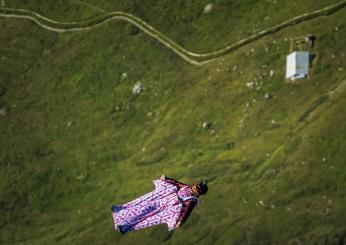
[246,82,255,89]
[121,72,128,79]
[132,82,144,94]
[0,85,6,96]
[338,67,343,72]
[322,157,327,162]
[259,200,264,206]
[271,119,280,128]
[0,107,7,118]
[264,93,273,100]
[232,65,238,71]
[203,3,213,14]
[269,70,275,77]
[202,121,211,129]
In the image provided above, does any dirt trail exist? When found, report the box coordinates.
[0,1,345,65]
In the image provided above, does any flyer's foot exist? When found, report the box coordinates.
[117,225,126,235]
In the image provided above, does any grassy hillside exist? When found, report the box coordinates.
[0,1,345,244]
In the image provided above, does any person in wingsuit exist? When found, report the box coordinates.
[111,175,208,233]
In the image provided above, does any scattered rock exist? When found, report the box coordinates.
[121,72,128,79]
[0,107,7,118]
[322,157,327,162]
[147,111,153,117]
[67,120,73,127]
[202,121,212,129]
[246,82,255,89]
[271,119,280,128]
[232,65,238,71]
[258,200,264,206]
[132,82,144,94]
[337,67,343,72]
[203,3,213,14]
[264,93,273,100]
[269,70,275,77]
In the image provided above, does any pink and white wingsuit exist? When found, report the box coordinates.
[111,179,199,233]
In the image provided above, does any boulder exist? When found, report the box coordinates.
[203,3,213,14]
[132,82,144,94]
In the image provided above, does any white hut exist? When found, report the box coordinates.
[286,51,310,80]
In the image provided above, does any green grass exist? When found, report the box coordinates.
[0,1,346,244]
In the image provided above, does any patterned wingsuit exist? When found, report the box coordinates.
[111,179,198,233]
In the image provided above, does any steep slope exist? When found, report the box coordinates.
[0,1,345,244]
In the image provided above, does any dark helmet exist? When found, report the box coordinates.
[198,181,208,195]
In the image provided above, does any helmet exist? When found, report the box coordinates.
[198,181,208,195]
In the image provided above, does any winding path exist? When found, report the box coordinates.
[0,1,345,66]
